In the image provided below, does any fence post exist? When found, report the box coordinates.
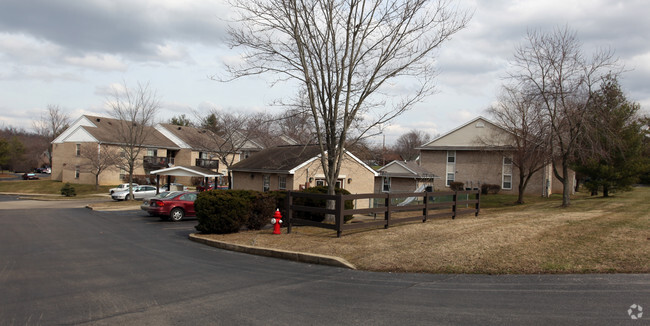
[452,191,457,219]
[384,193,391,229]
[335,194,343,238]
[475,190,480,217]
[422,191,428,223]
[286,191,293,234]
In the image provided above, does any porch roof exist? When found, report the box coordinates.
[150,165,222,178]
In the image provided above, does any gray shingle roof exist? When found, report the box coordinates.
[83,115,178,148]
[230,144,323,173]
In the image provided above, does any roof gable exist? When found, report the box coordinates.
[52,115,97,144]
[64,126,98,142]
[378,160,437,178]
[420,116,512,149]
[54,115,178,148]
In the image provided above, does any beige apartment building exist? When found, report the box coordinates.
[230,144,378,207]
[51,115,267,186]
[418,116,573,196]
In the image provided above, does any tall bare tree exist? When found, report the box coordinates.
[394,129,431,161]
[508,26,619,206]
[107,82,160,200]
[78,144,121,190]
[486,85,550,204]
[33,104,70,168]
[225,0,470,219]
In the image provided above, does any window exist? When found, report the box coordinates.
[278,175,287,190]
[447,151,455,163]
[502,156,513,190]
[75,144,81,157]
[147,148,158,157]
[382,177,391,192]
[446,173,455,186]
[314,179,343,188]
[119,168,126,181]
[503,175,512,190]
[180,193,197,201]
[74,166,80,179]
[263,175,270,192]
[446,151,456,187]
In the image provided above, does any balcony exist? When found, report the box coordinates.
[144,156,174,170]
[195,158,219,170]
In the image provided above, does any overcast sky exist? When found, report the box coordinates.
[1,0,648,144]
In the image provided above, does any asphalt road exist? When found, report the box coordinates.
[0,196,648,325]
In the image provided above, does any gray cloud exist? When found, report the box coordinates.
[0,0,229,59]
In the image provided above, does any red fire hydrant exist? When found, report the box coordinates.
[271,209,283,235]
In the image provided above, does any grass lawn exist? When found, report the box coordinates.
[196,187,650,274]
[0,178,114,198]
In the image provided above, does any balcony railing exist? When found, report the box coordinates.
[195,158,219,170]
[144,156,174,169]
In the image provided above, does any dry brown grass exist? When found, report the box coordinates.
[196,187,650,274]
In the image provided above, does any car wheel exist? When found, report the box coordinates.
[170,208,184,222]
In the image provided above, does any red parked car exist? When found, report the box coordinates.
[145,192,198,222]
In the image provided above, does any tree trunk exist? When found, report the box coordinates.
[95,174,99,191]
[324,182,336,223]
[516,174,526,204]
[603,185,609,197]
[127,167,134,201]
[561,164,571,207]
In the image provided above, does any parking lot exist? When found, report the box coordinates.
[0,195,647,325]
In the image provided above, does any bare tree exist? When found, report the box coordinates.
[394,129,431,161]
[225,0,470,220]
[33,104,70,168]
[78,144,121,190]
[509,26,619,206]
[486,85,550,204]
[107,82,161,200]
[196,110,264,188]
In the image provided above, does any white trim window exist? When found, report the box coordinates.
[74,166,80,179]
[446,151,456,187]
[314,179,344,189]
[263,175,270,192]
[382,176,391,192]
[502,156,513,190]
[75,144,81,157]
[278,175,287,190]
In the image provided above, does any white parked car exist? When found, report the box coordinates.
[109,183,139,194]
[111,185,158,201]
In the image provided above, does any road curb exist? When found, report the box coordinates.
[189,233,356,270]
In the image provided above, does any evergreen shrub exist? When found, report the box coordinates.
[195,190,253,234]
[293,186,354,223]
[449,182,465,192]
[60,183,76,197]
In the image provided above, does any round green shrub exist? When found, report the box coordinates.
[294,186,354,223]
[449,181,465,192]
[60,183,76,197]
[194,190,252,234]
[247,192,276,230]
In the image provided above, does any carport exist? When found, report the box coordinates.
[150,165,222,194]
